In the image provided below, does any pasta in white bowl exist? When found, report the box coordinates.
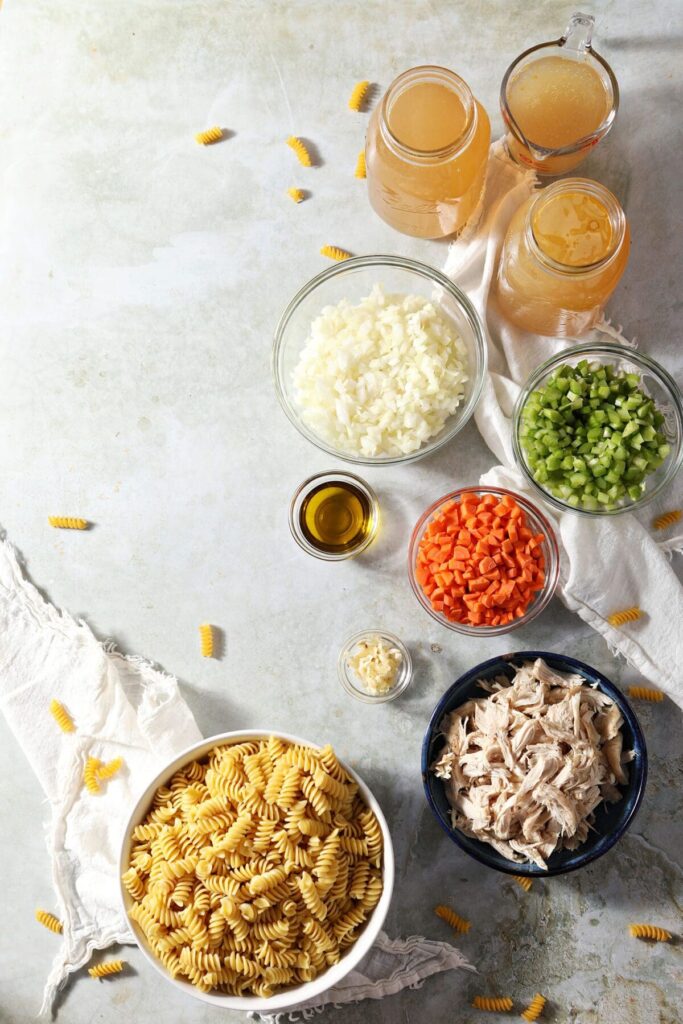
[119,731,394,1012]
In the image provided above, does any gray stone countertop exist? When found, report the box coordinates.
[0,1,681,1022]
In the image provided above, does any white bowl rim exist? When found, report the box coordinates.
[271,253,488,466]
[119,729,395,1013]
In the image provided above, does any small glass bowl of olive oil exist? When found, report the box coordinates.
[289,471,379,561]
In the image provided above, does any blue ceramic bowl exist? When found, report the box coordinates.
[422,651,647,877]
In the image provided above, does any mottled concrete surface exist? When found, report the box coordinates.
[0,1,682,1022]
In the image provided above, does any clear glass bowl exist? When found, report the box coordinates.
[338,629,413,703]
[408,486,560,636]
[289,471,379,561]
[512,343,683,517]
[272,255,487,466]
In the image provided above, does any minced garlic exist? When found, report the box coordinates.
[347,635,403,695]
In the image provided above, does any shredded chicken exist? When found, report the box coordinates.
[432,658,631,869]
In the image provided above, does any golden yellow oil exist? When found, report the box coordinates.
[299,480,373,554]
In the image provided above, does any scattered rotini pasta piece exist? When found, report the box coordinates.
[354,151,366,179]
[628,686,664,702]
[286,136,312,167]
[652,509,682,530]
[35,909,63,934]
[49,698,75,733]
[628,923,672,942]
[320,245,351,262]
[348,80,370,112]
[83,757,103,794]
[521,993,546,1021]
[195,126,222,145]
[513,875,532,892]
[287,187,305,204]
[48,517,88,530]
[434,903,470,934]
[607,606,642,627]
[88,960,126,979]
[199,623,215,658]
[97,757,124,781]
[472,996,514,1011]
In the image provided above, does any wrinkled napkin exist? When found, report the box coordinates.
[0,539,472,1016]
[444,140,683,705]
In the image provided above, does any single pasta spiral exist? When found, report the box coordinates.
[35,909,63,934]
[199,623,214,657]
[607,606,642,627]
[83,757,103,794]
[434,903,470,934]
[48,516,88,530]
[287,187,305,204]
[195,126,222,145]
[472,996,513,1011]
[49,698,75,733]
[513,875,533,892]
[628,686,664,702]
[348,80,370,111]
[320,245,351,262]
[652,509,681,530]
[521,993,547,1021]
[97,757,124,780]
[286,136,312,167]
[629,923,672,941]
[88,960,125,979]
[354,151,366,179]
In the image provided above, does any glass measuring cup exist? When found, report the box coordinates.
[500,13,619,175]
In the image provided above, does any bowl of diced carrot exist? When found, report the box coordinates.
[408,487,560,635]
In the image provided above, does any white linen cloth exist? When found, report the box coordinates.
[444,141,683,705]
[0,538,472,1016]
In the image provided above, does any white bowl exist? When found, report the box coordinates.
[119,730,395,1013]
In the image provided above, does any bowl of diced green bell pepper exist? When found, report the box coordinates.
[512,343,683,516]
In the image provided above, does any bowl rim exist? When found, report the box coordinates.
[421,650,648,876]
[272,254,488,466]
[337,628,413,703]
[512,341,683,517]
[119,729,395,1012]
[407,485,560,636]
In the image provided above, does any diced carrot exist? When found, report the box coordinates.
[478,556,497,574]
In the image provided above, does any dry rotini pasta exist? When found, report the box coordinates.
[513,875,533,892]
[49,698,75,733]
[354,150,366,179]
[287,187,305,203]
[628,686,664,702]
[97,757,124,781]
[195,126,222,145]
[320,245,351,262]
[521,993,547,1021]
[607,606,642,627]
[628,923,671,941]
[286,136,312,167]
[472,996,514,1011]
[123,737,384,996]
[88,960,126,979]
[348,80,370,112]
[199,624,215,658]
[434,903,470,934]
[652,509,681,530]
[83,757,103,794]
[48,516,88,530]
[35,909,63,934]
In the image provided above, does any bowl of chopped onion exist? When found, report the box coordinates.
[272,255,487,465]
[512,343,683,516]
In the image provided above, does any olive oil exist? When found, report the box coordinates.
[299,479,374,555]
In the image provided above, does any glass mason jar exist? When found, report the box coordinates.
[495,178,630,337]
[366,66,491,239]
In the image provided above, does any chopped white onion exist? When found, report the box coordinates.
[292,284,469,458]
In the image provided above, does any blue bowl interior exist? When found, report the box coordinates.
[422,651,647,876]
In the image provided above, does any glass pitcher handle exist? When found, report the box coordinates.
[560,12,595,52]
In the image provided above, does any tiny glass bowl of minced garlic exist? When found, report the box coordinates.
[338,630,412,703]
